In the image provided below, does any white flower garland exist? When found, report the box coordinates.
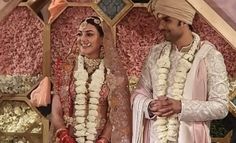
[73,55,105,143]
[0,101,41,133]
[0,75,40,94]
[1,136,30,143]
[153,33,200,143]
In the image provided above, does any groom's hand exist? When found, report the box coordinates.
[148,96,182,117]
[157,97,182,117]
[148,96,172,117]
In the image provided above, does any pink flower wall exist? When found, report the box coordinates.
[117,8,163,76]
[117,7,236,78]
[0,5,235,80]
[0,7,43,75]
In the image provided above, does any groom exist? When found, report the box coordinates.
[131,0,229,143]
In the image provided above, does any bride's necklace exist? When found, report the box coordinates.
[84,56,101,75]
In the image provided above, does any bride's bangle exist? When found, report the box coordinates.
[56,128,67,137]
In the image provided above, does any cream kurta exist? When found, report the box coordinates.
[132,39,229,143]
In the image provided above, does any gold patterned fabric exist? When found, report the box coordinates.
[101,21,132,143]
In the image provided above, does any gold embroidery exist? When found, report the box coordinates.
[84,56,101,75]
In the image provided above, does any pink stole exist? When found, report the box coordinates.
[179,43,213,143]
[192,59,208,143]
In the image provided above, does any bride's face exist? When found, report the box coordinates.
[78,23,103,59]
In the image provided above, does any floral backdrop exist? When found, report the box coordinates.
[0,7,43,76]
[116,7,236,78]
[0,2,236,142]
[0,6,44,143]
[116,8,163,76]
[0,6,43,95]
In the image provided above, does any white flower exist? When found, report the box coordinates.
[73,55,105,142]
[89,83,103,92]
[0,101,41,133]
[76,137,85,142]
[75,130,86,136]
[87,128,97,134]
[89,92,100,98]
[87,115,96,121]
[158,79,167,85]
[88,110,99,116]
[74,71,88,81]
[174,76,185,83]
[172,83,184,89]
[87,134,96,140]
[158,74,168,80]
[75,85,87,93]
[74,98,86,105]
[183,53,194,61]
[158,68,169,74]
[89,98,99,104]
[0,75,40,94]
[153,33,199,142]
[87,122,97,128]
[14,107,23,116]
[75,105,86,110]
[75,111,86,116]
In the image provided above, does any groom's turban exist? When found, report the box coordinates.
[149,0,196,25]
